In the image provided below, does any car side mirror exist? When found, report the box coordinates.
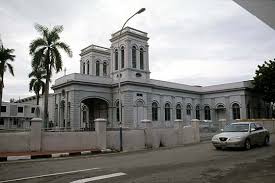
[250,128,256,132]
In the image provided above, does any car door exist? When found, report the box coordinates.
[255,123,265,145]
[249,123,258,145]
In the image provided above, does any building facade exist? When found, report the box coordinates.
[21,27,271,129]
[0,102,38,129]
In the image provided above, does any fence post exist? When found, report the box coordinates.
[141,119,153,148]
[30,118,42,151]
[219,119,227,130]
[191,119,200,142]
[174,119,184,144]
[94,118,107,149]
[174,119,183,129]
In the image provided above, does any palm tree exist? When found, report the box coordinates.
[29,67,46,105]
[0,44,15,117]
[29,24,72,127]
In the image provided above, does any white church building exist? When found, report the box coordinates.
[20,27,271,129]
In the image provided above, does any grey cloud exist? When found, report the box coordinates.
[1,0,275,101]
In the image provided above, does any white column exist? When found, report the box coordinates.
[30,118,42,151]
[125,40,131,68]
[191,119,200,143]
[94,118,107,149]
[141,119,152,148]
[174,119,183,129]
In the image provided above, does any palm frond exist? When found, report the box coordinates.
[29,78,36,91]
[31,47,47,68]
[34,24,49,38]
[0,47,15,62]
[54,42,73,57]
[29,38,47,54]
[33,82,41,94]
[48,25,63,43]
[52,47,62,72]
[6,63,14,76]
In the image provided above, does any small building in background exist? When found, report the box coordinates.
[0,102,38,129]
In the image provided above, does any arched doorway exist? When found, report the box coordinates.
[81,98,108,130]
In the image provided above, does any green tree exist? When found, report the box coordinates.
[0,44,15,117]
[253,59,275,103]
[29,67,46,105]
[29,24,72,127]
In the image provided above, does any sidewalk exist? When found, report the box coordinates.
[0,149,113,162]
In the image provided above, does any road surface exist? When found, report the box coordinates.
[0,135,274,183]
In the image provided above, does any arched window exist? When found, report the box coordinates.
[83,62,85,74]
[116,101,120,122]
[96,61,100,76]
[165,103,171,121]
[176,104,182,120]
[204,106,211,120]
[152,102,158,121]
[121,46,125,69]
[186,104,192,115]
[115,49,118,70]
[140,48,144,70]
[103,62,107,76]
[232,103,240,120]
[87,61,89,75]
[196,105,200,120]
[132,46,137,68]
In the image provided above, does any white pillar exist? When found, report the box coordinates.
[30,118,42,151]
[174,119,183,129]
[191,119,200,143]
[175,119,184,145]
[94,118,107,149]
[141,119,152,148]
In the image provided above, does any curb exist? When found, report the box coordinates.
[0,149,113,162]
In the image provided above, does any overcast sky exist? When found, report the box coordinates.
[0,0,275,102]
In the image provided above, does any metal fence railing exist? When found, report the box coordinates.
[42,127,95,132]
[0,128,31,133]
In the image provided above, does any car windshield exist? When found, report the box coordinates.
[223,124,249,132]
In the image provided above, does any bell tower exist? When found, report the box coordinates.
[110,27,150,81]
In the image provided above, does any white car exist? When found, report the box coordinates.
[212,122,270,150]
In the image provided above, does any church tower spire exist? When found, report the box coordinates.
[110,27,150,81]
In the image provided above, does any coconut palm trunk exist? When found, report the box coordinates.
[0,75,3,117]
[29,24,72,128]
[36,92,39,105]
[43,73,50,128]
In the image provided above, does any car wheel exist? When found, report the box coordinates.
[264,136,270,146]
[244,139,251,150]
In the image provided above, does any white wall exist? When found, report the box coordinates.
[107,130,145,151]
[0,132,30,152]
[41,131,97,151]
[0,122,201,153]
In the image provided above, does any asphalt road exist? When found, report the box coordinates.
[0,135,274,183]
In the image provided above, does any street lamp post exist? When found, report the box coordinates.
[118,8,146,152]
